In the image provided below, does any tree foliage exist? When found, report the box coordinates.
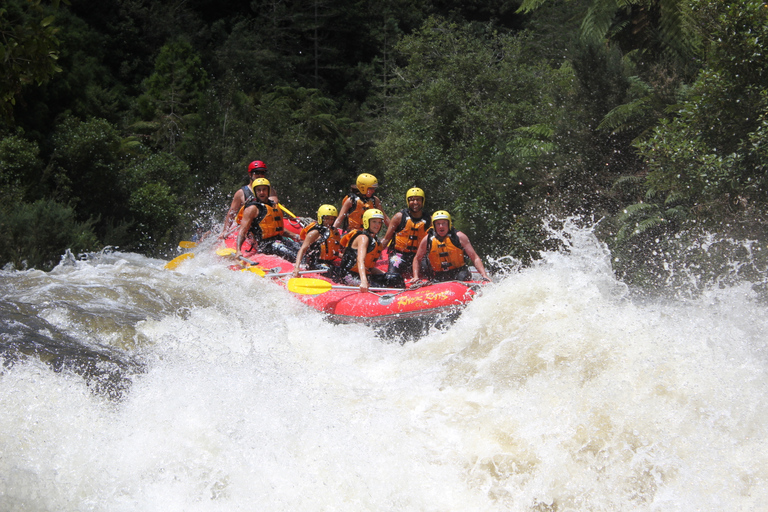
[0,199,98,270]
[0,0,65,123]
[375,17,575,257]
[0,0,767,292]
[634,0,768,222]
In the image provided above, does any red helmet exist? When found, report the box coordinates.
[248,161,267,173]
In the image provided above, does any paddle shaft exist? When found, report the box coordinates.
[328,284,404,293]
[267,269,328,277]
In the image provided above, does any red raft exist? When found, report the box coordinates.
[219,227,484,336]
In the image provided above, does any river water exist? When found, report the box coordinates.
[1,222,766,511]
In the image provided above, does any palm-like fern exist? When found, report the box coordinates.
[615,200,688,242]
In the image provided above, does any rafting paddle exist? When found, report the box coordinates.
[215,247,268,276]
[178,241,198,248]
[265,269,328,278]
[278,204,298,219]
[287,277,403,295]
[164,252,194,270]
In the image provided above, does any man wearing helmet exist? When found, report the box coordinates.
[219,160,278,238]
[337,209,392,292]
[410,210,490,284]
[334,173,390,231]
[292,204,343,278]
[381,187,431,281]
[236,178,300,262]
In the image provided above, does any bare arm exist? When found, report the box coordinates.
[220,189,245,238]
[333,197,354,229]
[457,231,489,280]
[380,211,402,249]
[292,229,321,277]
[374,198,390,227]
[410,237,429,282]
[354,234,370,292]
[236,206,258,257]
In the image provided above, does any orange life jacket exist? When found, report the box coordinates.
[300,222,342,261]
[426,228,465,273]
[342,192,378,231]
[391,208,430,254]
[244,199,284,240]
[340,229,382,274]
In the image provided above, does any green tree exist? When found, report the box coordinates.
[0,199,98,270]
[373,17,575,258]
[250,86,353,215]
[0,132,43,203]
[49,116,125,224]
[605,0,768,288]
[634,0,768,223]
[135,39,209,152]
[0,0,65,124]
[120,151,189,252]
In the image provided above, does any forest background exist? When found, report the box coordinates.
[2,0,767,294]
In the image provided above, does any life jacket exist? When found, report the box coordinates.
[339,229,383,275]
[244,198,284,241]
[391,208,430,254]
[300,222,342,262]
[426,228,465,274]
[342,191,378,231]
[234,185,255,225]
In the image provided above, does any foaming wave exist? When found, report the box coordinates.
[1,224,767,510]
[402,220,768,510]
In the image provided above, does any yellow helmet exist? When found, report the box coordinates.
[362,208,385,230]
[356,173,378,195]
[406,187,425,205]
[431,210,452,230]
[317,204,338,224]
[251,177,271,195]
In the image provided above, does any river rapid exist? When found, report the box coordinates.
[1,222,767,511]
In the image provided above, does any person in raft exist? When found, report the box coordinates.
[381,187,431,282]
[409,210,490,284]
[236,178,300,262]
[333,173,390,231]
[337,209,398,292]
[219,160,279,239]
[292,204,343,278]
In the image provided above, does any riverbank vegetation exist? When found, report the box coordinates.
[2,0,767,292]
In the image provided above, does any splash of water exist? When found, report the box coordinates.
[1,222,766,511]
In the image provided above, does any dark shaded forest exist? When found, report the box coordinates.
[2,0,768,292]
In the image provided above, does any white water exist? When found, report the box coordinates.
[1,224,767,511]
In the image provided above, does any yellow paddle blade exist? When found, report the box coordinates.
[178,241,197,249]
[164,252,194,270]
[241,266,266,276]
[287,277,333,295]
[278,203,298,219]
[215,247,235,257]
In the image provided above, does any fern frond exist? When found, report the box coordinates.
[611,174,645,194]
[664,191,687,205]
[581,0,620,43]
[626,75,653,95]
[645,187,660,201]
[617,201,658,222]
[513,124,555,139]
[639,215,665,229]
[663,205,689,221]
[516,0,551,14]
[506,138,555,159]
[598,98,652,132]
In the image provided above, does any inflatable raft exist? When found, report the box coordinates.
[217,218,485,337]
